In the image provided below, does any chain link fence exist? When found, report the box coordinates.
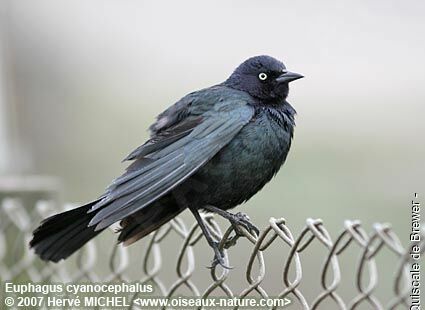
[0,191,423,310]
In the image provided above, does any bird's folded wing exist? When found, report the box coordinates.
[88,102,254,230]
[122,116,203,161]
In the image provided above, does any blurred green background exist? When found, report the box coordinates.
[0,0,423,305]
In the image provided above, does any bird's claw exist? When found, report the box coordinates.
[230,212,260,236]
[209,255,233,270]
[223,233,241,249]
[208,242,232,269]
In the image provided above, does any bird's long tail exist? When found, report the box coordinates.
[117,196,187,246]
[29,200,104,262]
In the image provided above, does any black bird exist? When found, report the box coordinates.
[30,55,303,267]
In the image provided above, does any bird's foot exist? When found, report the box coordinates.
[229,212,260,236]
[223,232,242,249]
[208,241,232,269]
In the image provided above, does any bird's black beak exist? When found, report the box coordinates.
[275,71,304,84]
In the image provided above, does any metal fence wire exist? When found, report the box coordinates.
[0,196,423,310]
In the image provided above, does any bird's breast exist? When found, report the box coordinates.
[189,107,294,209]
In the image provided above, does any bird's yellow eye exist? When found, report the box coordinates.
[258,72,268,81]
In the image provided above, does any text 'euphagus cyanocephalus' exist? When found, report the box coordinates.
[30,55,303,268]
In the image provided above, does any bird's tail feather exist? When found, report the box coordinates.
[118,196,186,245]
[29,200,104,262]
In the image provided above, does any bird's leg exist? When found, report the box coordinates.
[172,190,230,269]
[202,205,260,237]
[188,206,231,269]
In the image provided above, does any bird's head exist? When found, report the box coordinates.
[225,55,303,102]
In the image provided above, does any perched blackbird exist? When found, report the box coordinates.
[30,55,303,267]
